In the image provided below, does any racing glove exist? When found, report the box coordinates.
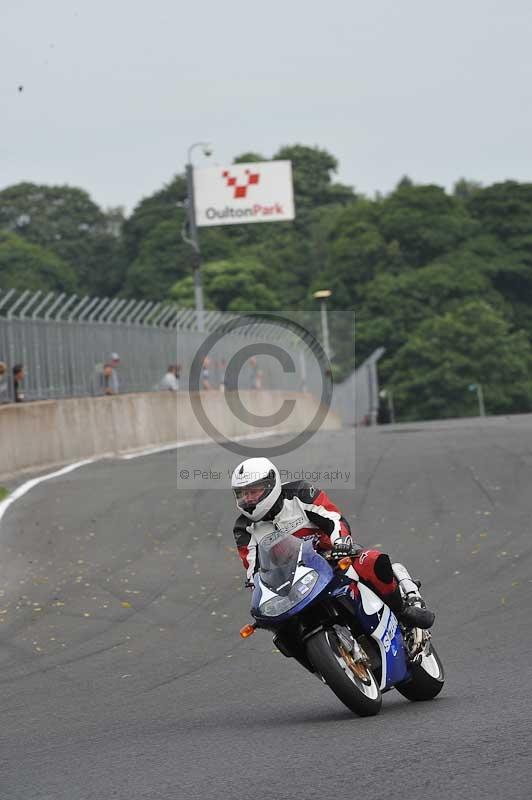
[331,535,354,558]
[244,578,255,590]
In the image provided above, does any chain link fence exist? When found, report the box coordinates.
[0,290,325,401]
[0,289,380,424]
[331,347,385,426]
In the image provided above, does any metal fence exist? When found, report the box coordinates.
[0,290,328,402]
[331,347,385,426]
[0,289,380,423]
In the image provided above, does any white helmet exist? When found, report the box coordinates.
[231,457,281,522]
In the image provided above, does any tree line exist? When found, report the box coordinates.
[1,144,532,421]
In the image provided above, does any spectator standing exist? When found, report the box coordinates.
[248,356,262,389]
[0,361,9,403]
[92,353,120,396]
[108,353,121,394]
[160,364,180,392]
[97,364,116,395]
[218,358,227,392]
[201,356,211,390]
[13,363,25,402]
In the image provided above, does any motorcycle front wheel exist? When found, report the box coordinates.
[306,627,382,716]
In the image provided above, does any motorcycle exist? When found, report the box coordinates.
[240,530,444,716]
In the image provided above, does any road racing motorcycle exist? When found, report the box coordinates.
[240,530,444,716]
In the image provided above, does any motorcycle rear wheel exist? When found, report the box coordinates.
[395,641,445,701]
[306,627,382,716]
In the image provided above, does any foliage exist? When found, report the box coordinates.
[124,219,191,299]
[0,231,78,293]
[377,183,477,268]
[465,181,532,241]
[233,152,266,164]
[274,144,355,212]
[0,183,126,296]
[314,199,387,307]
[356,249,504,363]
[169,255,280,313]
[389,301,532,420]
[122,175,188,264]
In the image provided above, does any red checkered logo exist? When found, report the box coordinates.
[222,169,260,199]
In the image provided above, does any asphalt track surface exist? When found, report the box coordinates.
[1,418,531,799]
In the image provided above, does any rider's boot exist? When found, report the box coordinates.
[392,562,435,630]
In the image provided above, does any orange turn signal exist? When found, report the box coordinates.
[337,557,352,571]
[240,624,256,639]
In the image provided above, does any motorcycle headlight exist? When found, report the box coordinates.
[259,594,294,617]
[259,570,319,617]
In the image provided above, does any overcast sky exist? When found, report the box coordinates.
[3,0,532,213]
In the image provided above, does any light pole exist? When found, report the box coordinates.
[468,383,486,417]
[183,141,212,332]
[313,289,332,361]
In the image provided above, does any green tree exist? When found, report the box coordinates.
[274,144,354,212]
[312,199,387,308]
[124,220,190,299]
[233,152,266,164]
[356,248,504,364]
[464,182,532,338]
[169,255,280,313]
[453,178,483,202]
[466,181,532,241]
[0,231,78,293]
[122,173,239,299]
[389,300,532,420]
[124,217,239,300]
[168,276,216,310]
[122,175,188,264]
[0,183,126,296]
[377,182,477,268]
[244,225,315,306]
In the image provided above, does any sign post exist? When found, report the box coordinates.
[183,142,212,332]
[185,161,205,332]
[183,159,295,331]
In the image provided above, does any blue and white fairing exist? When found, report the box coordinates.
[336,565,410,690]
[251,535,332,624]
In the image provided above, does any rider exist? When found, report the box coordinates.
[231,457,435,630]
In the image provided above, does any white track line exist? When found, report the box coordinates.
[0,431,283,525]
[0,458,97,525]
[120,443,184,460]
[120,430,281,460]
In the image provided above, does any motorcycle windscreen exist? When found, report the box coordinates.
[257,531,302,595]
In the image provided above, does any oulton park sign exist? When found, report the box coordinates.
[193,160,295,227]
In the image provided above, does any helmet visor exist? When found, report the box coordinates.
[234,475,275,513]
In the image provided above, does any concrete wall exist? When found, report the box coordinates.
[0,391,341,480]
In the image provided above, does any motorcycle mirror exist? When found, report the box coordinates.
[240,624,256,639]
